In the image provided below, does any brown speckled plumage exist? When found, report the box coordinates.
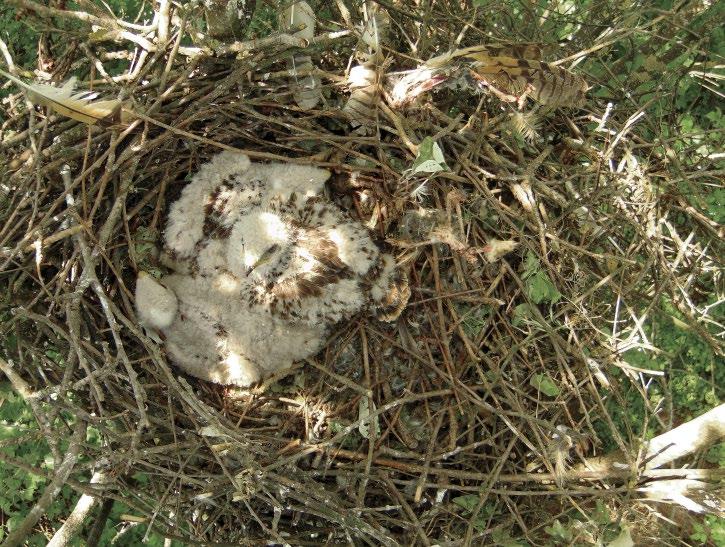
[135,151,409,386]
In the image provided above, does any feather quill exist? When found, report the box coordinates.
[0,69,122,125]
[343,4,390,128]
[280,2,321,110]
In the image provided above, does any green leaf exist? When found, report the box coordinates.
[413,159,446,174]
[452,494,480,512]
[521,251,540,279]
[526,270,561,304]
[410,137,448,175]
[545,519,573,542]
[680,114,695,133]
[530,373,560,397]
[607,525,634,547]
[690,522,708,544]
[452,496,495,532]
[512,303,533,327]
[492,528,527,547]
[293,370,306,389]
[132,472,150,485]
[592,500,610,525]
[704,443,724,467]
[6,514,22,533]
[134,226,160,270]
[45,348,63,365]
[521,253,561,304]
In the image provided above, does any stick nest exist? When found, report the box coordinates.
[0,0,722,544]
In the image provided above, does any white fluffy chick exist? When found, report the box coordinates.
[136,151,408,387]
[135,272,177,330]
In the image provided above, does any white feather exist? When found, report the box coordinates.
[0,69,122,125]
[145,152,409,387]
[279,1,321,110]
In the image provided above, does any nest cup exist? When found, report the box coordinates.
[0,0,721,544]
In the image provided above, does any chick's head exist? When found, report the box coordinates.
[135,272,178,330]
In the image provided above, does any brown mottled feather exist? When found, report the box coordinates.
[463,49,587,107]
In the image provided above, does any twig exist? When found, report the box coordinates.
[61,164,150,428]
[47,472,108,547]
[1,420,87,547]
[85,498,115,547]
[0,225,84,256]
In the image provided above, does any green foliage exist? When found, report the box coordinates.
[1,0,151,95]
[409,137,449,175]
[1,0,722,544]
[521,252,561,305]
[541,504,625,546]
[97,503,179,547]
[544,519,573,544]
[0,383,53,528]
[491,528,527,547]
[0,6,37,68]
[460,304,493,338]
[328,420,363,449]
[592,295,723,520]
[511,303,535,327]
[451,494,495,532]
[704,186,725,225]
[690,515,725,546]
[0,382,173,544]
[133,226,163,278]
[591,500,610,525]
[451,493,481,512]
[0,383,79,545]
[529,373,560,397]
[705,443,725,468]
[622,299,722,420]
[245,2,278,40]
[68,0,152,20]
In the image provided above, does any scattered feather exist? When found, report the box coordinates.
[509,110,541,142]
[389,44,587,107]
[0,69,122,125]
[280,1,321,110]
[409,180,430,201]
[343,4,390,128]
[483,239,519,262]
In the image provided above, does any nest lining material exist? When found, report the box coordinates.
[135,151,409,386]
[0,0,721,544]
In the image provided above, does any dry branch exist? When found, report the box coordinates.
[578,403,725,473]
[1,422,87,547]
[0,0,721,544]
[46,472,108,547]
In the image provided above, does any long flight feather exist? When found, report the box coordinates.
[0,69,122,125]
[391,44,587,107]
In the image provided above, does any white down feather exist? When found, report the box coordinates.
[136,152,408,386]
